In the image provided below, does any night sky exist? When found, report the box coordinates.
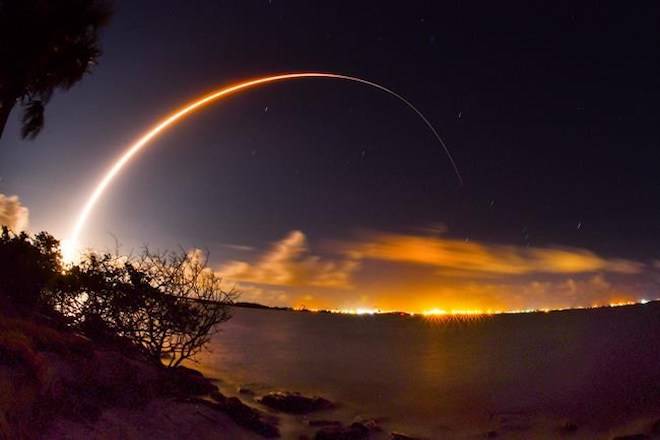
[0,1,658,312]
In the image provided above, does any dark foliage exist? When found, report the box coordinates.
[48,249,237,366]
[0,226,61,313]
[0,227,236,367]
[0,0,112,139]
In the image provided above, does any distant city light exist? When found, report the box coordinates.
[292,298,659,319]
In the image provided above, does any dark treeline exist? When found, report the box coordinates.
[0,227,237,367]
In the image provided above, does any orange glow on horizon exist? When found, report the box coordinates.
[422,308,492,316]
[290,298,656,319]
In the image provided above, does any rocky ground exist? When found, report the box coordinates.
[45,398,263,440]
[0,313,419,439]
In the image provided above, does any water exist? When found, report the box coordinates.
[196,303,660,438]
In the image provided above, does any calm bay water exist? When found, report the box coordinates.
[197,304,660,438]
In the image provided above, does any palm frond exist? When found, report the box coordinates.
[21,99,44,140]
[0,0,113,140]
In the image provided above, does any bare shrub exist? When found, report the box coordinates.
[49,248,237,367]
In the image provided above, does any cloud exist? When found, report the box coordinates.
[232,284,290,304]
[0,194,29,231]
[513,274,639,309]
[221,243,255,252]
[343,232,642,276]
[213,229,650,312]
[220,230,359,288]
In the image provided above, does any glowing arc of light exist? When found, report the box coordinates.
[64,72,462,262]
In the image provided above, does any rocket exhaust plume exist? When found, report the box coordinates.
[62,73,462,262]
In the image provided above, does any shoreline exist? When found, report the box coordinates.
[0,312,418,439]
[231,300,660,320]
[195,304,660,440]
[3,311,660,439]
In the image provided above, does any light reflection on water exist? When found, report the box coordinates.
[196,304,660,438]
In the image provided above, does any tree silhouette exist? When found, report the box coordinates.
[49,249,237,367]
[0,0,112,140]
[0,227,61,313]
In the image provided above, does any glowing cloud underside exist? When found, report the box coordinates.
[63,73,462,262]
